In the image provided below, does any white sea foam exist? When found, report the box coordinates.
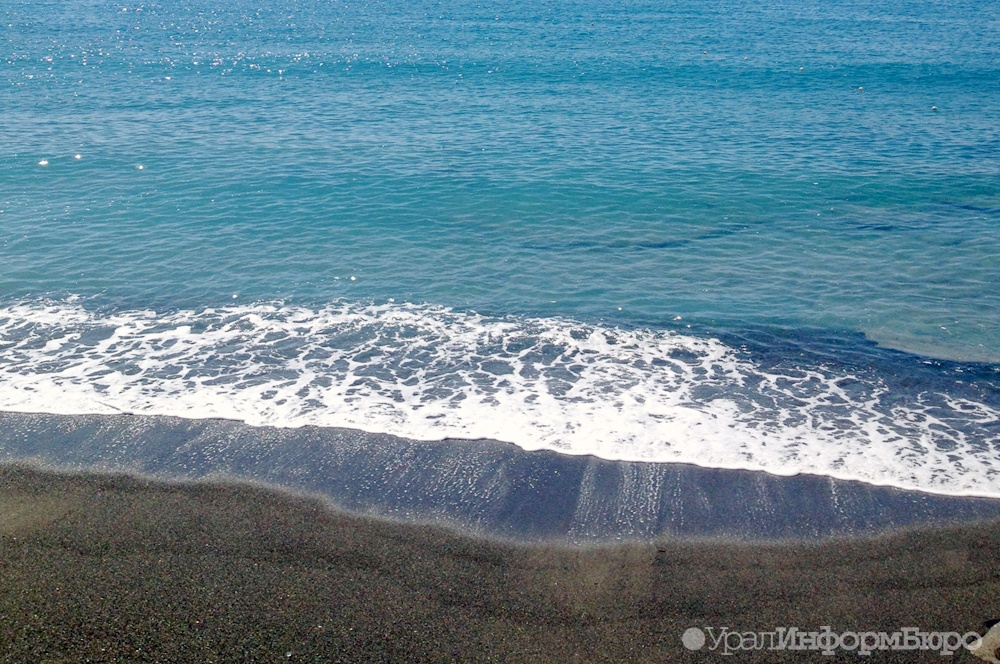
[0,299,998,496]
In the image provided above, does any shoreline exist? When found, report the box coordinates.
[0,412,1000,543]
[2,463,999,661]
[2,410,1000,543]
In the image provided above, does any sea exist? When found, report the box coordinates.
[2,0,999,536]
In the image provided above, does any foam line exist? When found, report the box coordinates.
[0,298,998,496]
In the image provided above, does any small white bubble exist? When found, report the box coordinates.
[74,154,82,160]
[137,164,144,170]
[350,276,356,281]
[232,293,239,299]
[38,159,49,166]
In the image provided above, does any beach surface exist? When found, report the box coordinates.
[1,463,998,662]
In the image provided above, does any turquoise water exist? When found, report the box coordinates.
[2,0,999,495]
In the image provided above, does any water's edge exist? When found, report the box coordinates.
[3,410,999,542]
[4,299,998,498]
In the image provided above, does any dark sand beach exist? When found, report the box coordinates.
[2,463,999,662]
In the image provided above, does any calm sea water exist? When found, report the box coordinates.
[2,0,999,496]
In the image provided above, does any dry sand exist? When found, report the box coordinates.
[1,463,998,662]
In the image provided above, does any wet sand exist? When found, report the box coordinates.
[4,412,1000,543]
[1,463,998,662]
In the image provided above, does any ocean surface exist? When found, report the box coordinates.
[2,0,999,505]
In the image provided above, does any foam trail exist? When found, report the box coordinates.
[0,298,998,496]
